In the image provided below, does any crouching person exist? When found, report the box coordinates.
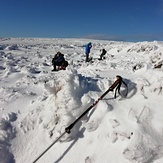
[52,52,68,71]
[99,48,107,60]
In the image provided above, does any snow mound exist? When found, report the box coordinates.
[0,112,17,163]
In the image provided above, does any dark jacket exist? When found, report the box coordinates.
[52,53,65,64]
[101,49,107,56]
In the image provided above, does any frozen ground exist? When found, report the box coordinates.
[0,38,163,163]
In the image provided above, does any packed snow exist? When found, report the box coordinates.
[0,38,163,163]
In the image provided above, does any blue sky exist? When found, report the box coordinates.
[1,0,163,41]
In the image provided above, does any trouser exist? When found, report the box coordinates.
[85,54,89,62]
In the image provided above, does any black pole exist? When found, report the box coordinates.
[33,132,66,163]
[65,76,126,133]
[65,88,111,133]
[32,76,122,163]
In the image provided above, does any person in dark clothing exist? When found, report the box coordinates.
[99,48,107,60]
[52,52,68,71]
[85,42,92,62]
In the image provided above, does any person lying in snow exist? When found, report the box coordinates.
[51,51,68,71]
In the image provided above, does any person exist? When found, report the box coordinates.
[51,52,68,71]
[85,42,92,62]
[99,48,107,60]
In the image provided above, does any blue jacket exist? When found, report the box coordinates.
[85,42,92,55]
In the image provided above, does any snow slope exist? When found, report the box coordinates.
[0,38,163,163]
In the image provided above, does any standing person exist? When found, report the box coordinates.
[51,51,67,71]
[99,48,107,60]
[85,42,92,62]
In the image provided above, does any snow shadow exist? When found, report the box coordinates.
[126,81,137,99]
[53,127,86,163]
[78,74,101,96]
[0,113,17,163]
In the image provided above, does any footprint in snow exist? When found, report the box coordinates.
[109,118,120,128]
[110,131,133,143]
[84,119,100,132]
[85,156,94,163]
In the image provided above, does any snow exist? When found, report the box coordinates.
[0,37,163,163]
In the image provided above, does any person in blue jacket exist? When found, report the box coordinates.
[52,51,68,71]
[85,42,92,62]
